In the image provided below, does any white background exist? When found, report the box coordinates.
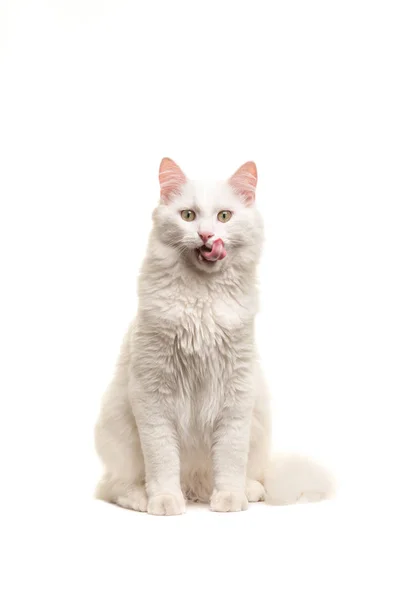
[1,1,399,598]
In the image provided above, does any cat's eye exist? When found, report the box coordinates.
[217,210,232,223]
[181,210,196,222]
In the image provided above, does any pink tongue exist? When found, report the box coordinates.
[200,238,227,262]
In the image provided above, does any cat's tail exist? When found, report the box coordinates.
[264,453,335,505]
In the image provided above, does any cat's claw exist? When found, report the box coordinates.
[147,492,186,516]
[210,490,248,512]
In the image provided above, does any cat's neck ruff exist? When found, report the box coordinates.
[139,233,258,297]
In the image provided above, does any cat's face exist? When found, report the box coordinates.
[153,158,263,274]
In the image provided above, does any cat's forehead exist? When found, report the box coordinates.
[182,179,240,210]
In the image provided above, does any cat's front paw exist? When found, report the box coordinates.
[210,490,248,512]
[147,491,186,516]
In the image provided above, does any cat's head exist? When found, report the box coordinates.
[152,158,263,274]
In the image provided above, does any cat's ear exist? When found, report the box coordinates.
[229,161,258,205]
[159,157,187,203]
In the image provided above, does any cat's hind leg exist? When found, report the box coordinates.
[245,479,266,502]
[95,340,147,512]
[96,474,148,512]
[245,389,270,503]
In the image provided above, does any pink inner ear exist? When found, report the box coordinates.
[229,161,258,205]
[159,158,186,203]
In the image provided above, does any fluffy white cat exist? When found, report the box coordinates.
[95,158,333,515]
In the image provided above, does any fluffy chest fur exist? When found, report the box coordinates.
[131,264,257,436]
[137,262,256,353]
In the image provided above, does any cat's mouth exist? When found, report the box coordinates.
[196,239,227,263]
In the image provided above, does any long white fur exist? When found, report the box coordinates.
[95,162,334,515]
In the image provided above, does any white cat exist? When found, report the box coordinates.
[95,158,333,515]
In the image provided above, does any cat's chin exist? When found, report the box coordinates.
[190,248,225,273]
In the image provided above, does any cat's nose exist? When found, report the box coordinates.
[198,232,214,244]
